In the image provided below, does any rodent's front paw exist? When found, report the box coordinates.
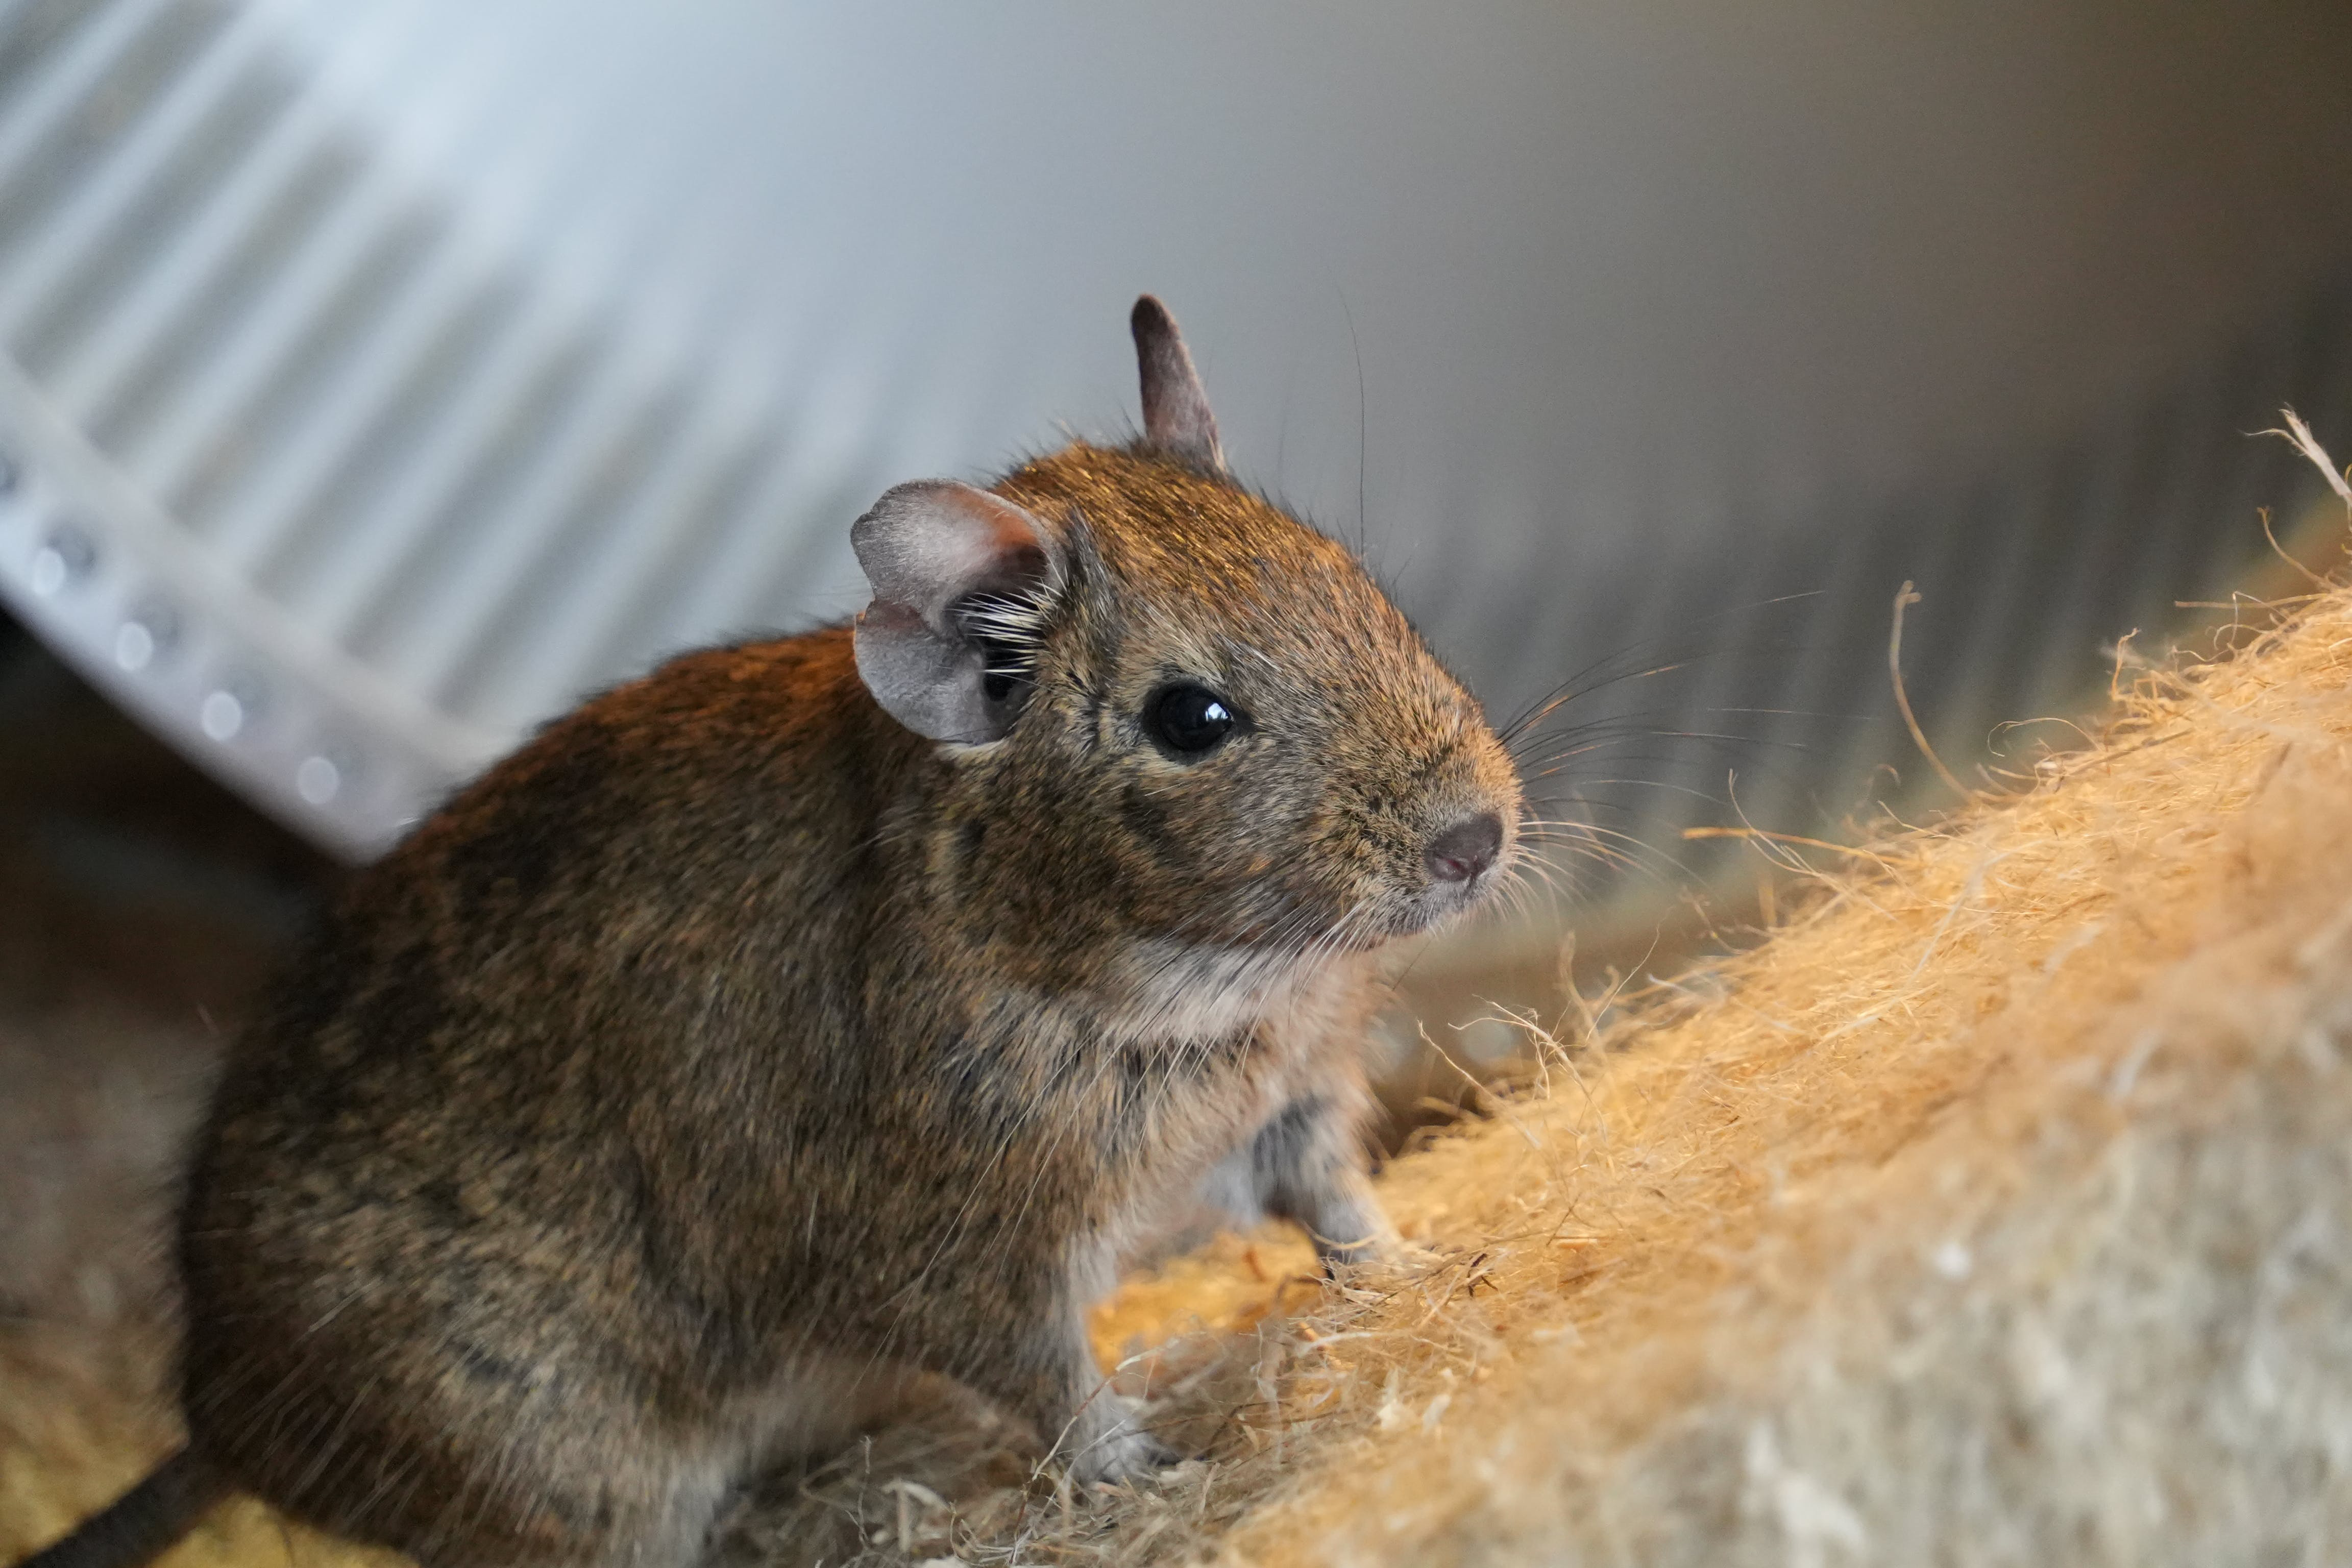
[1066,1400,1180,1485]
[1308,1207,1406,1275]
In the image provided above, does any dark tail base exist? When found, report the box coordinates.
[18,1448,228,1568]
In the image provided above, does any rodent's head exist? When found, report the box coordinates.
[851,298,1521,1021]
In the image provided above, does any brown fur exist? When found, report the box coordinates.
[146,375,1520,1566]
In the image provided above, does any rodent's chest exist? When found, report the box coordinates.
[882,950,1373,1231]
[1007,974,1358,1164]
[925,1015,1279,1144]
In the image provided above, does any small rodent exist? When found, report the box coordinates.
[26,298,1523,1568]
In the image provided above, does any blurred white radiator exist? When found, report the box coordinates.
[0,0,886,854]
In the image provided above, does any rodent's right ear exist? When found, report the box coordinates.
[851,480,1060,744]
[1132,295,1225,474]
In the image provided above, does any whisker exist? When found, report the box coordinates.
[1495,596,1826,743]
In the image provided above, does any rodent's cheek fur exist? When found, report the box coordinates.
[931,682,1522,972]
[937,722,1318,951]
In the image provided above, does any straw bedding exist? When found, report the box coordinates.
[7,468,2352,1566]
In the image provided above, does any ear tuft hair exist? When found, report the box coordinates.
[851,481,1059,743]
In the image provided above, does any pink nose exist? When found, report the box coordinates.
[1425,812,1503,884]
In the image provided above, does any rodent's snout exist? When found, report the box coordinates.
[1349,709,1524,939]
[1425,811,1504,885]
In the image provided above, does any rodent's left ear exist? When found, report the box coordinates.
[851,480,1059,743]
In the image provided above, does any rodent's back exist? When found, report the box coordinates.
[178,626,925,1486]
[198,624,906,1162]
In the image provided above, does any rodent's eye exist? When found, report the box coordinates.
[1147,683,1242,757]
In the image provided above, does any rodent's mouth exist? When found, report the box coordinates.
[1352,875,1510,948]
[1144,833,1520,968]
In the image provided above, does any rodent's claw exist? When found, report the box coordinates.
[1315,1226,1441,1281]
[1068,1405,1182,1486]
[1315,1241,1382,1278]
[1309,1213,1406,1273]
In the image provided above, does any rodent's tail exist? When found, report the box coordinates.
[17,1448,228,1568]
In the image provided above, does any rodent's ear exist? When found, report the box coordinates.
[851,480,1058,744]
[1131,295,1225,474]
